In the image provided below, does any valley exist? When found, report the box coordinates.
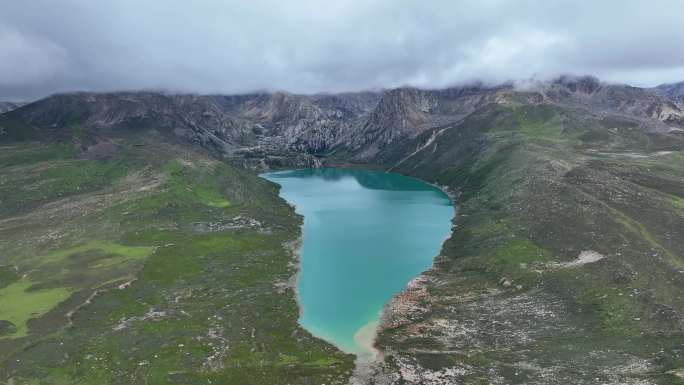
[1,76,683,384]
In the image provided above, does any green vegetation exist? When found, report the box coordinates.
[0,135,353,384]
[381,103,684,384]
[163,161,231,208]
[37,241,154,264]
[0,155,131,217]
[0,280,71,338]
[0,143,76,167]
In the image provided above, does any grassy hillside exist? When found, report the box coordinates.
[0,131,354,384]
[369,103,684,384]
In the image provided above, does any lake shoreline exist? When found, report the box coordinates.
[349,179,459,383]
[262,168,456,382]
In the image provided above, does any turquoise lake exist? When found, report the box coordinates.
[261,168,453,356]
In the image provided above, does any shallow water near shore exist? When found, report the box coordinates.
[261,168,453,356]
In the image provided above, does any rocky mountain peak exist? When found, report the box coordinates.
[552,75,602,95]
[655,81,684,102]
[358,88,436,142]
[335,87,448,161]
[240,92,320,124]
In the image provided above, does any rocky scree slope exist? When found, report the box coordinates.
[655,81,684,103]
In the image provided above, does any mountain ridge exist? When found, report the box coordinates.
[4,76,682,165]
[0,101,24,114]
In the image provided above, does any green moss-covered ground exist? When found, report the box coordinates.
[0,280,72,338]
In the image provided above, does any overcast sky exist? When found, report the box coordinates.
[1,0,684,100]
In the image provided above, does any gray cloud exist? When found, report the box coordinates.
[1,0,684,100]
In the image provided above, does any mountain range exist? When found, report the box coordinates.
[3,76,683,164]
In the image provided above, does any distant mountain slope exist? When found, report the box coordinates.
[0,101,24,114]
[655,81,684,103]
[1,91,381,165]
[540,76,684,124]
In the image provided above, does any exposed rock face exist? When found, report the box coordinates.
[6,91,380,160]
[351,88,436,148]
[343,85,511,161]
[214,91,379,154]
[8,93,252,154]
[509,75,684,125]
[553,74,602,95]
[592,85,684,124]
[655,81,684,102]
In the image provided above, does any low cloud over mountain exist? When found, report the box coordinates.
[2,0,684,100]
